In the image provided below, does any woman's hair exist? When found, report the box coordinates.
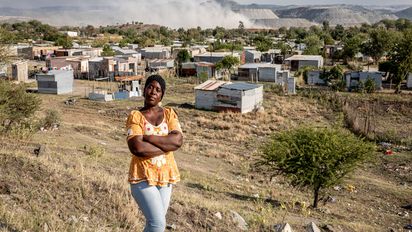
[144,75,166,99]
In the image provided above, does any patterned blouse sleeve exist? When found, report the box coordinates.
[167,108,182,133]
[126,111,144,141]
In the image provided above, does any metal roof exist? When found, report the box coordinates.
[195,52,236,58]
[115,75,144,82]
[239,63,280,69]
[194,80,229,91]
[221,82,262,91]
[285,55,323,61]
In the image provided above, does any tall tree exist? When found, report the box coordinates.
[175,49,191,77]
[303,34,322,55]
[361,28,397,64]
[342,35,364,63]
[0,28,11,66]
[387,29,412,93]
[215,55,240,81]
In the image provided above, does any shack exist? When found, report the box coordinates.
[194,80,263,113]
[36,70,74,94]
[215,82,263,113]
[194,80,227,110]
[236,63,282,82]
[12,61,28,82]
[180,62,197,77]
[345,71,384,91]
[407,73,412,89]
[244,50,262,63]
[306,70,326,85]
[285,55,323,71]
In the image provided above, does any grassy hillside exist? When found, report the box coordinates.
[0,79,411,231]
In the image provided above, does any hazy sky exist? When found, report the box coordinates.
[0,0,410,28]
[237,0,412,5]
[0,0,411,7]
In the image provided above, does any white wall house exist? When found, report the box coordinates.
[194,80,263,113]
[36,70,74,94]
[285,55,323,71]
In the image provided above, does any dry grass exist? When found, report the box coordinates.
[0,79,411,231]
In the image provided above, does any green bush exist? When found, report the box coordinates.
[259,126,375,208]
[0,80,41,137]
[364,78,376,93]
[85,145,105,158]
[41,109,61,130]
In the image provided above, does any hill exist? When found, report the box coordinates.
[273,5,398,26]
[396,7,412,20]
[253,18,317,28]
[235,9,279,20]
[0,79,411,231]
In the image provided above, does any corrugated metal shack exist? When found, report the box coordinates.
[215,83,263,113]
[306,70,326,85]
[236,63,282,82]
[36,70,74,94]
[194,80,227,110]
[285,55,323,71]
[407,73,412,89]
[194,80,263,113]
[345,71,384,91]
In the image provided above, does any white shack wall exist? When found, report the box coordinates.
[241,86,263,113]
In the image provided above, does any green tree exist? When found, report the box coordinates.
[0,81,41,135]
[303,34,322,55]
[215,55,240,80]
[387,29,412,93]
[55,35,73,49]
[275,41,292,62]
[259,126,374,208]
[342,35,363,63]
[253,35,273,52]
[0,28,11,66]
[101,44,115,56]
[361,28,398,64]
[176,49,191,77]
[331,24,345,40]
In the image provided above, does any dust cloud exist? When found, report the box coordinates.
[0,0,253,28]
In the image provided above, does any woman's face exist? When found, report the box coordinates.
[144,80,163,107]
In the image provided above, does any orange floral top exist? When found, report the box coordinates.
[126,107,182,186]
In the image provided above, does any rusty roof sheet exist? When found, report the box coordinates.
[194,80,229,91]
[115,75,144,82]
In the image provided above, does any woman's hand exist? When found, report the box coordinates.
[143,131,183,152]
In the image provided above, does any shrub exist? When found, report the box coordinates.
[364,78,376,93]
[41,109,61,130]
[259,126,375,208]
[0,80,41,137]
[85,145,105,158]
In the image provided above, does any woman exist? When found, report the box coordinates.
[126,75,183,232]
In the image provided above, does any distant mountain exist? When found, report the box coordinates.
[235,9,278,20]
[254,18,317,28]
[273,5,398,26]
[396,7,412,20]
